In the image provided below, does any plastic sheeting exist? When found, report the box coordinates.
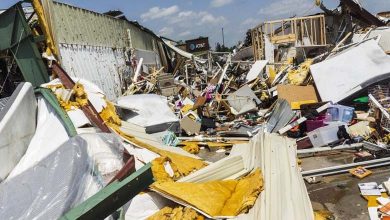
[79,133,126,183]
[0,136,95,220]
[0,83,37,182]
[117,94,179,133]
[6,96,70,179]
[0,133,126,220]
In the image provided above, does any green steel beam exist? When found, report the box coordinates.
[0,2,49,86]
[35,87,77,137]
[60,163,154,220]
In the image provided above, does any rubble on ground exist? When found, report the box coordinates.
[0,0,390,219]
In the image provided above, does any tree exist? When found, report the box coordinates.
[215,42,232,52]
[243,30,252,47]
[215,42,222,52]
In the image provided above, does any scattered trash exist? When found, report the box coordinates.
[349,166,373,179]
[0,0,389,219]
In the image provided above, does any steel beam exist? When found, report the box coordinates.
[51,62,111,133]
[0,2,49,86]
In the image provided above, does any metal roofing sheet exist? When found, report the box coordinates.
[234,132,314,220]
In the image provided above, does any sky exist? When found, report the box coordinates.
[0,0,389,47]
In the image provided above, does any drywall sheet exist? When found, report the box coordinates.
[310,39,390,102]
[117,94,179,133]
[246,60,268,82]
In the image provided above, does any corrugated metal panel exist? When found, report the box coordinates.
[52,2,128,48]
[128,25,156,51]
[234,132,314,220]
[50,1,166,100]
[59,44,128,100]
[51,1,158,52]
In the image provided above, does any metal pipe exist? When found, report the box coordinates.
[302,157,390,177]
[177,137,250,141]
[297,143,363,154]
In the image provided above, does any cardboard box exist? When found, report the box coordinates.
[277,85,319,109]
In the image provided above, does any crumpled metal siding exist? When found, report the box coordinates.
[50,1,165,99]
[59,44,127,100]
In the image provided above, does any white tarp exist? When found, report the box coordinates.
[310,39,390,102]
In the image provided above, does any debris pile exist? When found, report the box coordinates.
[0,0,389,219]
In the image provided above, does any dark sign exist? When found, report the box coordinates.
[185,37,210,53]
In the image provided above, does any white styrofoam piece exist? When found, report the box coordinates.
[125,192,173,220]
[117,94,178,127]
[377,197,390,206]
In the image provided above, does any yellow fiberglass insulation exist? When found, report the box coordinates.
[151,169,264,217]
[113,131,207,181]
[178,142,200,154]
[154,149,207,180]
[148,206,204,220]
[72,83,88,106]
[46,83,89,111]
[151,157,175,182]
[99,100,122,127]
[287,59,313,85]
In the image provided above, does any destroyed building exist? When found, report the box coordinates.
[1,0,390,219]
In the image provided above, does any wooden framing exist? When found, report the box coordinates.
[251,14,327,60]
